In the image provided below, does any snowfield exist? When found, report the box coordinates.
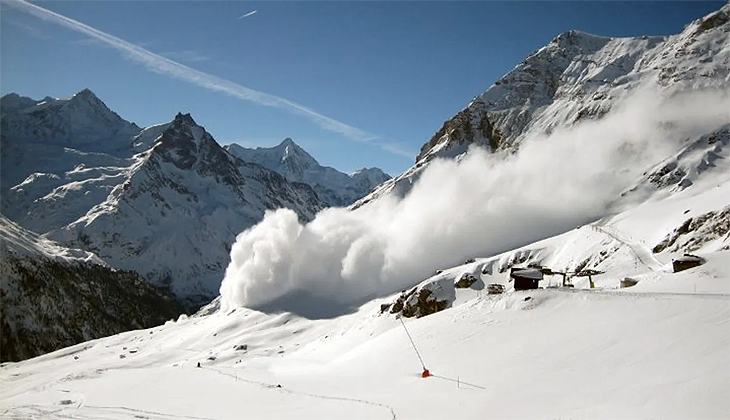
[2,179,728,419]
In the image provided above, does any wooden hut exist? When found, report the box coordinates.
[672,254,706,273]
[510,268,543,291]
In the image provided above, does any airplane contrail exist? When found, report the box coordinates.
[4,0,413,158]
[238,10,257,19]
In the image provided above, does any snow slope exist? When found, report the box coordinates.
[1,156,728,418]
[226,139,390,207]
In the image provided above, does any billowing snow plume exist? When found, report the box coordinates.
[220,88,729,314]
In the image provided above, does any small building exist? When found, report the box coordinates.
[511,268,543,290]
[673,254,706,273]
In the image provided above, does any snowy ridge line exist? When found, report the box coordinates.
[203,366,398,420]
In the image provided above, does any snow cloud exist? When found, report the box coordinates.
[5,0,411,158]
[220,87,729,316]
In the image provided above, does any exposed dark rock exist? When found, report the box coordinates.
[401,289,449,319]
[416,101,503,163]
[487,284,506,294]
[455,273,478,289]
[697,8,729,32]
[388,281,453,319]
[653,207,730,253]
[389,288,415,315]
[621,278,639,288]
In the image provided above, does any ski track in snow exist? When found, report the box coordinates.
[593,224,665,271]
[1,404,216,420]
[202,366,398,420]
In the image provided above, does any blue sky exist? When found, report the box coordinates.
[1,1,723,175]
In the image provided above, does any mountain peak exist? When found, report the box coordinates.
[0,93,37,114]
[70,88,101,104]
[1,92,22,100]
[173,112,197,127]
[66,88,118,118]
[226,140,390,207]
[77,87,95,96]
[548,29,612,52]
[279,137,297,147]
[266,137,319,168]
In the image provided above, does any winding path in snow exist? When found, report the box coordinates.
[593,224,665,271]
[203,366,397,420]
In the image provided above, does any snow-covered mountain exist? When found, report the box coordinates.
[1,91,327,309]
[0,215,182,362]
[354,4,730,208]
[43,113,326,309]
[0,90,142,233]
[1,6,729,418]
[0,89,140,162]
[226,139,390,207]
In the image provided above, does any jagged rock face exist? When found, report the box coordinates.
[418,102,503,163]
[355,5,730,207]
[653,206,730,253]
[0,216,182,362]
[226,139,390,207]
[454,273,478,289]
[155,113,246,188]
[385,277,455,319]
[618,126,730,201]
[48,113,326,309]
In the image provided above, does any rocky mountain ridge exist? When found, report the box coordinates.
[226,139,390,207]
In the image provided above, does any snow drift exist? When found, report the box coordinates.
[221,88,730,315]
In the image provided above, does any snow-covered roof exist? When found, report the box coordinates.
[510,268,544,280]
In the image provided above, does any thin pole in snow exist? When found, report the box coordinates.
[399,316,427,371]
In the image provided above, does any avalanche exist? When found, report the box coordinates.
[2,5,729,419]
[1,172,728,419]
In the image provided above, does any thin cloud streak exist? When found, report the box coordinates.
[4,17,49,40]
[238,10,257,19]
[5,0,407,158]
[160,50,211,63]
